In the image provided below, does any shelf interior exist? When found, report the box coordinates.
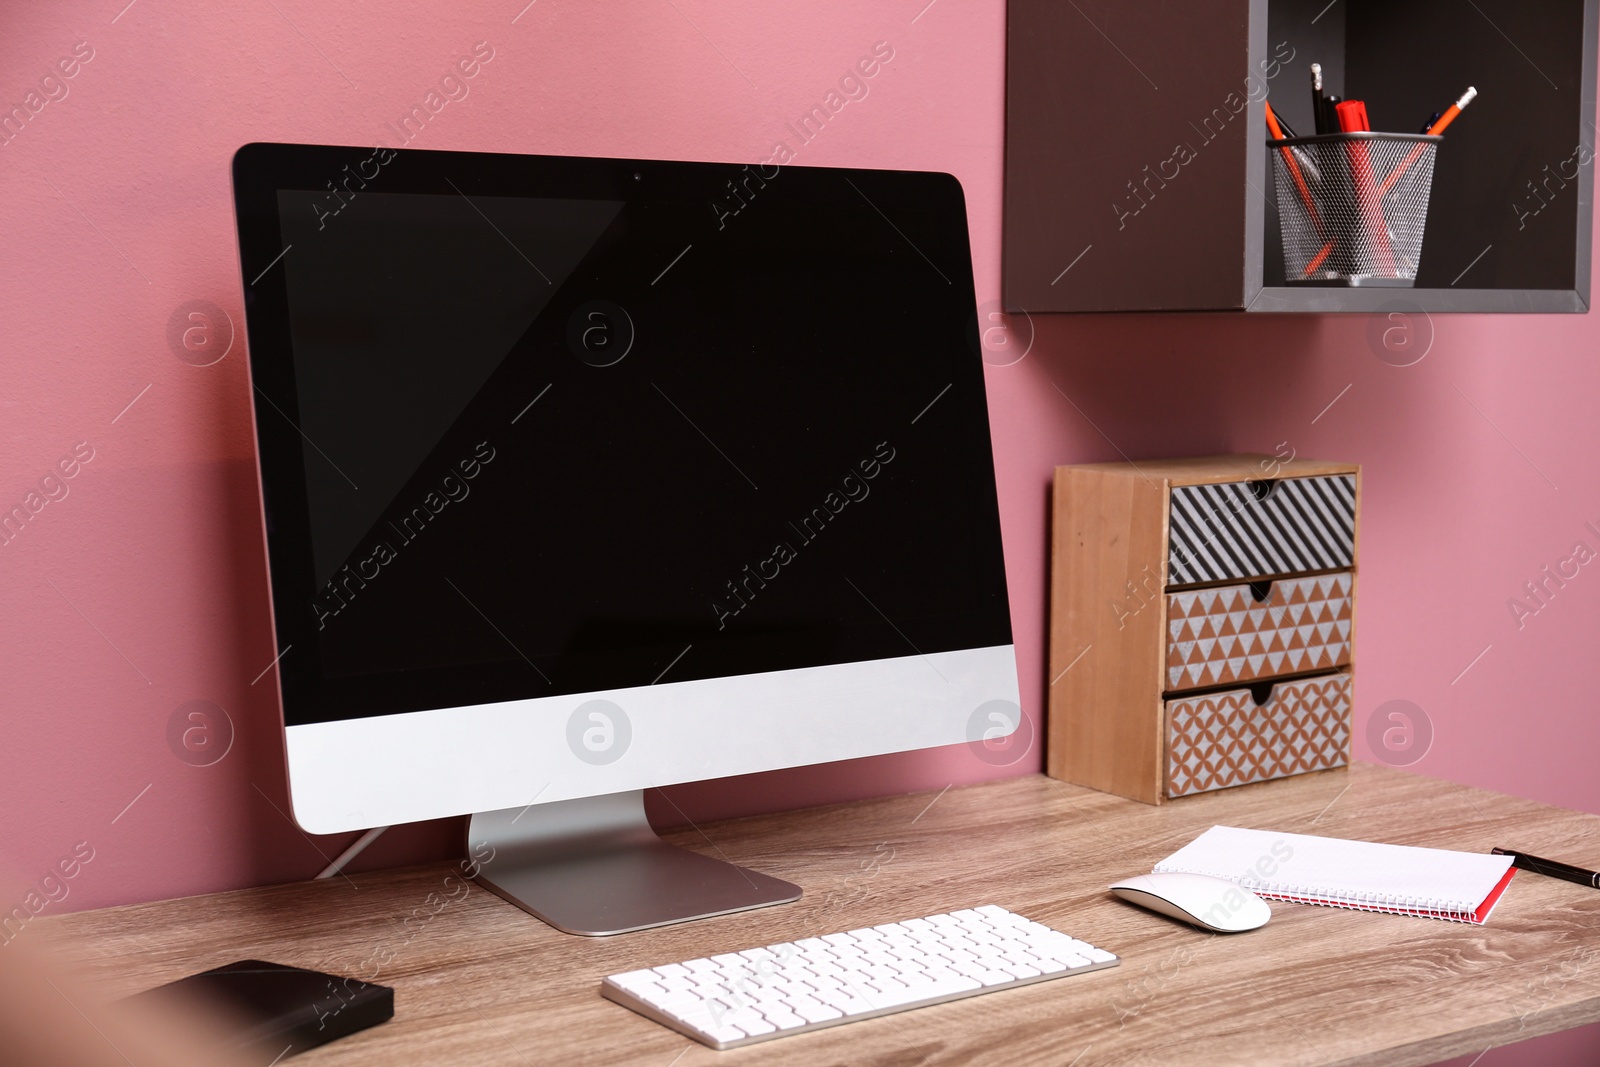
[1262,0,1591,300]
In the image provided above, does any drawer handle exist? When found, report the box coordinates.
[1246,478,1279,503]
[1248,579,1274,603]
[1248,681,1275,707]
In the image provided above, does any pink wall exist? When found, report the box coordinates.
[2,2,1597,1061]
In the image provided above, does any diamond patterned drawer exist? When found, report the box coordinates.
[1167,474,1356,586]
[1166,573,1353,691]
[1165,673,1352,798]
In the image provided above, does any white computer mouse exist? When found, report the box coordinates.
[1109,872,1271,933]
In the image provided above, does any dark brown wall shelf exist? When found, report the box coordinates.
[1003,0,1597,313]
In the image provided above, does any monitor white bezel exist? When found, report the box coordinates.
[283,644,1019,834]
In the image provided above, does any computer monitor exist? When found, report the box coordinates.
[231,143,1019,935]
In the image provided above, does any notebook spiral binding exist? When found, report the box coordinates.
[1189,873,1482,924]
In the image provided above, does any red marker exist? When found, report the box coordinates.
[1334,100,1395,275]
[1334,99,1371,133]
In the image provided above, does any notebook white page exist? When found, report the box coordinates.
[1154,825,1516,922]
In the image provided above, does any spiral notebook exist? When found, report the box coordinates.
[1154,825,1518,925]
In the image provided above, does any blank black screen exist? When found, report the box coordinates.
[235,146,1011,726]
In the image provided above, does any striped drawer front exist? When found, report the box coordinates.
[1167,475,1356,586]
[1166,573,1353,691]
[1166,673,1351,798]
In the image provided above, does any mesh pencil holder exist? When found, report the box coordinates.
[1270,132,1441,287]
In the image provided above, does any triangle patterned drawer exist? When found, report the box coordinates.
[1167,573,1353,690]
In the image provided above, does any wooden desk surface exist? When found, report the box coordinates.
[40,765,1600,1066]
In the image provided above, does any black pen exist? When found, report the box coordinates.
[1322,93,1342,137]
[1492,848,1600,889]
[1272,111,1322,183]
[1420,111,1442,134]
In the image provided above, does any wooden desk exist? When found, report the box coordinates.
[41,765,1600,1066]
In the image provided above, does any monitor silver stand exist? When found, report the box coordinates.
[467,790,802,936]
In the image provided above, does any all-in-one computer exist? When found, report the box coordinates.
[232,144,1020,937]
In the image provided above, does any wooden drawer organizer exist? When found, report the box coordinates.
[1047,455,1360,804]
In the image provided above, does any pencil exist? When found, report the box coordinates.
[1321,94,1343,139]
[1426,86,1478,137]
[1378,87,1477,198]
[1311,63,1326,134]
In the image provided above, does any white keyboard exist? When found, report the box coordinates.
[601,905,1119,1050]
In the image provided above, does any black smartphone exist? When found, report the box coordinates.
[122,960,393,1062]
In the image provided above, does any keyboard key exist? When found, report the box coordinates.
[735,1015,776,1036]
[868,975,982,1008]
[638,988,704,1014]
[786,998,843,1024]
[704,1023,748,1045]
[608,969,659,992]
[820,991,877,1014]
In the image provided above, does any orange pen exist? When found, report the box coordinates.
[1267,102,1322,232]
[1267,102,1334,277]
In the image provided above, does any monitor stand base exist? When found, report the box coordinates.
[467,790,802,936]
